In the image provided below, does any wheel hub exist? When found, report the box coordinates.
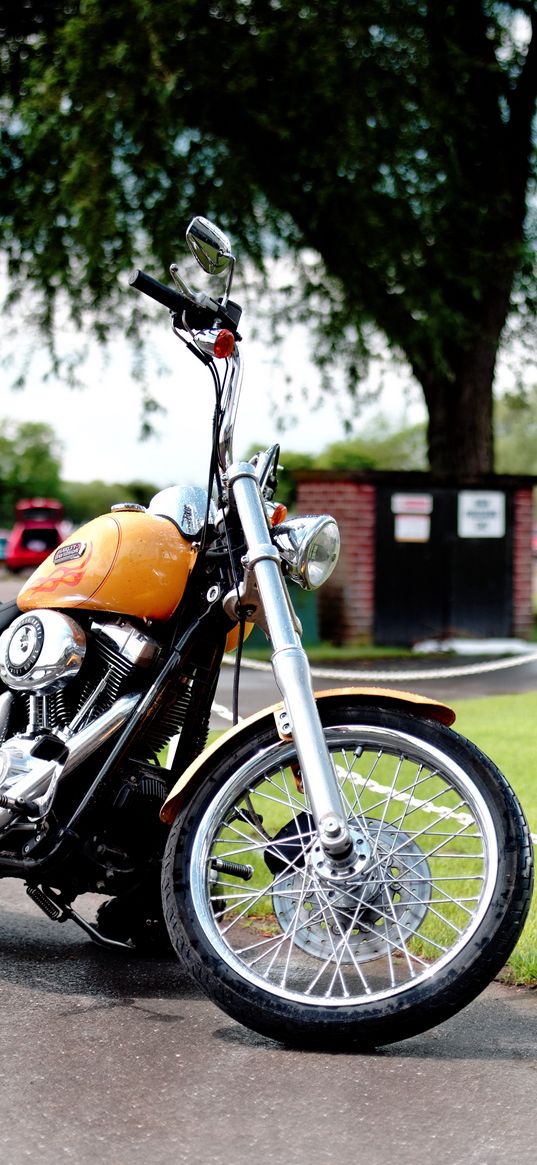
[310,825,372,884]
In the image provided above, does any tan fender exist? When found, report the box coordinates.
[160,685,455,825]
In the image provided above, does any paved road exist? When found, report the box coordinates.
[214,650,537,726]
[1,879,536,1165]
[1,570,536,1164]
[214,637,537,727]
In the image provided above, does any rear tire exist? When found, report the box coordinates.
[162,703,533,1049]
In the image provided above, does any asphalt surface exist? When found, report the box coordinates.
[1,879,536,1165]
[0,569,536,1164]
[214,648,537,726]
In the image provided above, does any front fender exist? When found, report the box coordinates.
[160,685,455,825]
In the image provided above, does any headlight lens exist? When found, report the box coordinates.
[273,516,340,590]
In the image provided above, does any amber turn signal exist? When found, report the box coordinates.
[271,504,288,527]
[213,329,235,358]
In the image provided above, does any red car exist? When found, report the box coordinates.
[5,498,66,573]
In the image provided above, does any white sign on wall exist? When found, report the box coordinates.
[391,493,433,515]
[457,491,505,539]
[394,514,431,542]
[391,492,433,542]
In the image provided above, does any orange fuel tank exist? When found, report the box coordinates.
[17,510,197,621]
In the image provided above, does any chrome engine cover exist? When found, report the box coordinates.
[0,610,86,693]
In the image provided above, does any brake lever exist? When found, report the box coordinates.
[255,444,281,494]
[170,264,224,315]
[169,263,196,300]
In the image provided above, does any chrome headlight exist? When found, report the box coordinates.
[273,516,340,590]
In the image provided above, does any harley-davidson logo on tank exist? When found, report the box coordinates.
[17,511,197,621]
[53,541,88,564]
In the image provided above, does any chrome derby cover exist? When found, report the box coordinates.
[0,610,86,692]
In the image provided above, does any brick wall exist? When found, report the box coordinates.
[296,478,376,641]
[512,487,534,638]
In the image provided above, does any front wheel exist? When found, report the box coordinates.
[162,702,533,1049]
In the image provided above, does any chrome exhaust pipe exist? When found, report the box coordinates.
[0,693,141,831]
[62,693,141,775]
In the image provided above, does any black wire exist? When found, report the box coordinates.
[199,360,224,551]
[200,355,245,722]
[232,616,246,727]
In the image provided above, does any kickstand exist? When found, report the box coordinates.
[26,883,134,951]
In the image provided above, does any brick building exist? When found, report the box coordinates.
[294,471,535,646]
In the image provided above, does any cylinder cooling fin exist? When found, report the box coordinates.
[0,610,86,692]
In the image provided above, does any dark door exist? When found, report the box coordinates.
[374,487,513,645]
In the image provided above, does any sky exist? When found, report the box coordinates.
[1,306,426,490]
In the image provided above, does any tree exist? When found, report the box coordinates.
[270,420,425,506]
[494,384,537,473]
[315,423,427,474]
[63,478,159,525]
[1,2,536,476]
[0,420,63,525]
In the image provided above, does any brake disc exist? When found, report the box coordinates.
[272,820,432,964]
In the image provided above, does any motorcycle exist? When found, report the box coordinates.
[0,217,532,1049]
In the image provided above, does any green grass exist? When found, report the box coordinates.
[241,635,419,662]
[449,693,537,985]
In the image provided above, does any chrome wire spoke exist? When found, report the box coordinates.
[238,872,378,978]
[380,885,424,976]
[237,880,329,965]
[215,844,315,927]
[302,913,360,998]
[254,770,306,814]
[364,889,449,960]
[380,809,480,868]
[242,793,269,839]
[381,783,473,835]
[389,876,469,937]
[335,749,366,820]
[305,891,374,996]
[264,876,374,997]
[349,763,475,830]
[274,867,316,989]
[413,819,482,864]
[337,888,433,967]
[214,830,310,862]
[213,835,271,859]
[217,863,296,933]
[401,881,479,922]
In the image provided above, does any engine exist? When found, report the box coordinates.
[0,610,183,836]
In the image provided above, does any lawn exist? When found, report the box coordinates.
[451,692,537,984]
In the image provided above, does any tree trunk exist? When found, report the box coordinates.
[415,285,513,477]
[422,368,494,479]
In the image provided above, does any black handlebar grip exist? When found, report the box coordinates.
[129,268,189,315]
[129,267,242,336]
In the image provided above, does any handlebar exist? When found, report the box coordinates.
[129,267,194,314]
[130,264,244,471]
[129,268,242,334]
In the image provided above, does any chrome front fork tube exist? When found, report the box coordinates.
[228,462,353,860]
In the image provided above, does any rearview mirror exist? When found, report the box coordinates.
[186,217,233,275]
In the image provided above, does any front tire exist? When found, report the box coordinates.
[162,702,533,1049]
